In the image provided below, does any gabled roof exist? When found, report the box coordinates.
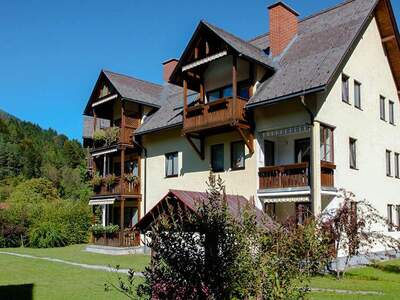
[201,21,275,69]
[135,189,270,232]
[83,70,164,115]
[169,20,275,85]
[247,0,380,107]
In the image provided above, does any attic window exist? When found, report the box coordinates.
[99,85,110,98]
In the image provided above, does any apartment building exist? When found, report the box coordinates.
[82,0,400,249]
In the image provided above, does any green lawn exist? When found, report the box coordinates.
[0,244,150,271]
[0,253,134,300]
[0,245,399,300]
[310,259,400,300]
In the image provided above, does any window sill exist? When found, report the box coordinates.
[381,118,387,122]
[350,166,359,171]
[231,167,245,171]
[389,122,396,126]
[355,106,363,111]
[165,175,178,179]
[342,100,351,105]
[387,175,393,178]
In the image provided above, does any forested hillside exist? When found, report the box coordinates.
[0,109,90,201]
[0,109,92,248]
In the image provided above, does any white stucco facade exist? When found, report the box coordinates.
[139,17,399,242]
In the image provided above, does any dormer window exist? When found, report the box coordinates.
[99,85,110,98]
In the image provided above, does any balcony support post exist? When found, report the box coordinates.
[120,197,125,231]
[183,77,188,119]
[232,55,237,121]
[121,100,126,144]
[121,148,125,195]
[311,121,322,216]
[92,109,97,138]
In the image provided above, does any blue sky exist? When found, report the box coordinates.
[0,0,399,140]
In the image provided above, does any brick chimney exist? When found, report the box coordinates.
[162,59,179,82]
[268,1,299,57]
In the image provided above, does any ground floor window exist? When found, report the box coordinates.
[231,141,245,170]
[264,203,276,218]
[296,202,311,225]
[211,144,224,172]
[388,204,394,232]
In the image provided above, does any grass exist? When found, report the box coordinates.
[310,259,400,300]
[0,245,399,299]
[0,244,150,271]
[0,253,136,300]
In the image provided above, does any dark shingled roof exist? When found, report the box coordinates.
[135,0,380,133]
[201,21,275,69]
[135,189,271,232]
[134,84,187,135]
[103,70,165,108]
[247,0,379,107]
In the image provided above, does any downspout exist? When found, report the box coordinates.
[299,93,321,216]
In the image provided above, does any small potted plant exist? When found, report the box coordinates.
[105,224,120,238]
[124,174,140,192]
[90,173,103,192]
[104,174,117,192]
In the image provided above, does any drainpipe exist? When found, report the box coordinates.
[300,95,321,217]
[133,140,147,215]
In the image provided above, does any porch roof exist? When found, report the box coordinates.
[135,189,271,232]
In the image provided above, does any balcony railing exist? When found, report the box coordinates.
[183,96,249,133]
[91,229,140,247]
[258,162,335,190]
[93,176,140,196]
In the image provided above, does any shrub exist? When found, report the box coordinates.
[90,224,105,237]
[29,221,68,248]
[90,173,103,187]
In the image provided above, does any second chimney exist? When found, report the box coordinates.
[268,1,299,57]
[162,59,179,82]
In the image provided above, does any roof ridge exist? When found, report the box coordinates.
[248,0,356,43]
[102,69,163,89]
[202,20,269,54]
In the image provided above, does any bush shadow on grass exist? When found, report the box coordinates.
[371,263,400,274]
[0,283,34,300]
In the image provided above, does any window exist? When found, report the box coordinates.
[165,152,179,177]
[207,90,220,102]
[342,74,349,103]
[296,203,312,225]
[354,81,361,109]
[386,150,392,177]
[211,144,224,172]
[264,140,275,167]
[265,203,276,218]
[389,101,395,125]
[397,205,400,231]
[388,204,394,232]
[349,138,357,169]
[380,96,386,121]
[222,86,232,98]
[320,126,334,163]
[238,85,250,99]
[295,138,311,163]
[395,153,400,178]
[231,141,245,170]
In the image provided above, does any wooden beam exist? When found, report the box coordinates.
[232,55,237,120]
[92,109,97,138]
[120,148,125,195]
[382,34,395,43]
[236,127,254,154]
[183,78,188,115]
[184,134,204,160]
[120,197,125,230]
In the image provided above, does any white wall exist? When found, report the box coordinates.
[141,128,258,213]
[316,17,400,239]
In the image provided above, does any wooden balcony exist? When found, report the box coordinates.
[91,229,140,247]
[183,96,249,134]
[258,162,335,190]
[93,177,140,197]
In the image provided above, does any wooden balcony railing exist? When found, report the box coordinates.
[183,96,248,133]
[91,229,140,247]
[258,162,335,190]
[94,177,140,196]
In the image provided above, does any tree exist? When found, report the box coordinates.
[107,174,328,299]
[321,190,400,279]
